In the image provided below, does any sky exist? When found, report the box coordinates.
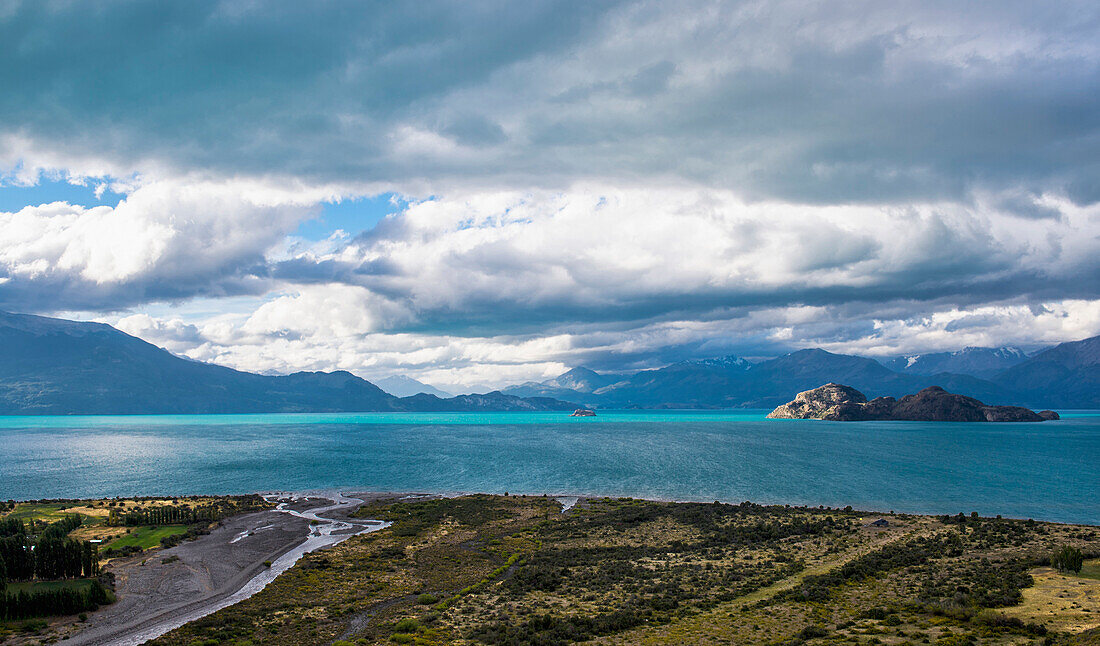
[1,0,1099,393]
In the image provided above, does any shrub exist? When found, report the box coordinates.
[393,618,420,633]
[973,610,1047,635]
[417,593,438,605]
[19,618,47,632]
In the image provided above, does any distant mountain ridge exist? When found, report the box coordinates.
[503,338,1100,409]
[0,311,577,415]
[545,367,619,393]
[373,375,452,398]
[501,366,622,401]
[883,346,1030,379]
[994,335,1100,408]
[688,355,753,370]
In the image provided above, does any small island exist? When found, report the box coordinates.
[767,383,1060,422]
[570,408,597,416]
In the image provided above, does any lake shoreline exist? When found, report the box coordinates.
[11,487,1100,527]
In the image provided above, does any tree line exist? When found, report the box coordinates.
[0,514,108,619]
[0,579,113,620]
[107,503,231,527]
[0,515,99,582]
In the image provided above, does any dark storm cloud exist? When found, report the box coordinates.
[0,0,1097,203]
[0,0,617,181]
[0,271,269,313]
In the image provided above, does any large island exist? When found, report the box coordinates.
[768,383,1061,422]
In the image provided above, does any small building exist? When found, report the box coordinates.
[867,518,889,528]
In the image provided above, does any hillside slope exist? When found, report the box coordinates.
[993,335,1100,408]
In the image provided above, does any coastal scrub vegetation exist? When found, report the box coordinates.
[142,495,1100,646]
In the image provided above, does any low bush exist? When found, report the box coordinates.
[799,624,829,639]
[393,618,420,633]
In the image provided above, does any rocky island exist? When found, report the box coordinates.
[767,383,1060,421]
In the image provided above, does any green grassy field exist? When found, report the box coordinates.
[4,502,111,533]
[6,503,78,524]
[1079,559,1100,581]
[5,578,96,594]
[104,525,188,550]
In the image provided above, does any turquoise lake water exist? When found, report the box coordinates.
[2,410,1098,524]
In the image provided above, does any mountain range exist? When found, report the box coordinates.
[0,311,576,415]
[1,310,1097,414]
[503,339,1100,410]
[373,375,453,399]
[882,346,1030,380]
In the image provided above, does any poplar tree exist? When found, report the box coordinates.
[1052,545,1084,573]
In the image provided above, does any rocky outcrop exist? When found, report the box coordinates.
[766,383,867,420]
[767,384,1053,422]
[891,386,1044,422]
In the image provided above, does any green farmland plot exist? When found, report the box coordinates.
[104,525,189,551]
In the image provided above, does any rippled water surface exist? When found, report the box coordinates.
[3,410,1098,524]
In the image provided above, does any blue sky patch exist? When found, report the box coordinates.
[0,177,125,212]
[296,193,408,240]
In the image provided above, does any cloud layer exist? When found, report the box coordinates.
[0,1,1098,387]
[254,187,1100,338]
[3,1,1099,201]
[0,180,316,310]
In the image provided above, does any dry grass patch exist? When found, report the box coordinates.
[1002,565,1100,633]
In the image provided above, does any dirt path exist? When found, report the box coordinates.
[66,492,388,646]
